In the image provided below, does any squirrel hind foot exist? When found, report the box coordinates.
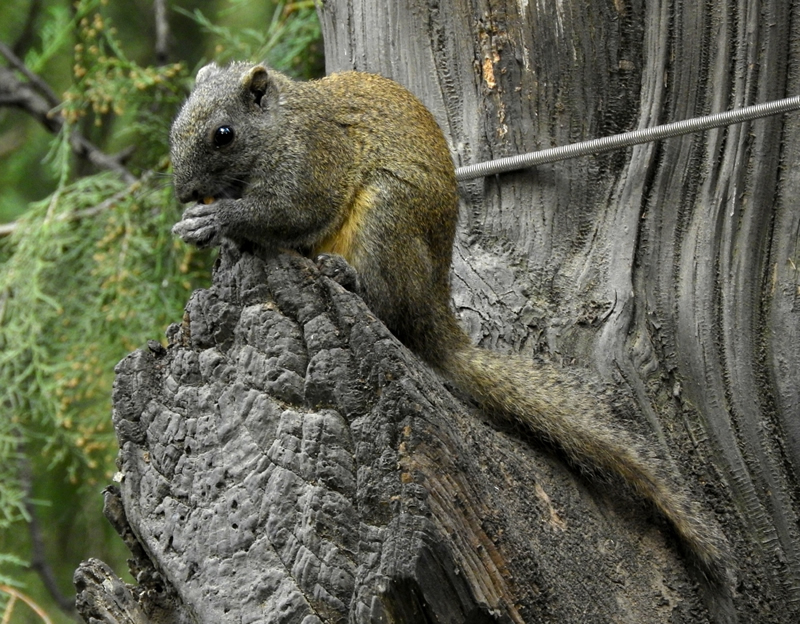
[315,252,360,293]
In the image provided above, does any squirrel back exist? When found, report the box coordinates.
[170,62,732,590]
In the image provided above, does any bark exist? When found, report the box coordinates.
[322,0,800,615]
[78,247,712,624]
[76,0,799,622]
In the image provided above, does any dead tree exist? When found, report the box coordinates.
[75,1,800,622]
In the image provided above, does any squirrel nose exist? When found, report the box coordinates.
[176,190,194,204]
[174,180,200,204]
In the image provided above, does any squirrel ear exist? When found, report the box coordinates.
[195,63,220,85]
[242,64,271,108]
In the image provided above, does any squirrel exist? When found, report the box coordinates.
[170,61,731,587]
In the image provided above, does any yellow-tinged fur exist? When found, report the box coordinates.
[313,186,377,261]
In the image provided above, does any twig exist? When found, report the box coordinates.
[0,590,16,624]
[0,170,157,238]
[7,0,43,68]
[18,455,78,618]
[68,133,136,183]
[0,66,60,132]
[455,95,800,180]
[0,48,136,184]
[0,42,59,106]
[0,585,54,624]
[153,0,170,65]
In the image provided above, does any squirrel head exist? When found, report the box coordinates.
[170,62,284,204]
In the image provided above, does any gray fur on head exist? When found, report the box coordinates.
[169,62,286,205]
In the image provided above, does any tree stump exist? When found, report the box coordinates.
[78,245,726,623]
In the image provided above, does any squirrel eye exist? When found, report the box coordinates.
[213,125,235,148]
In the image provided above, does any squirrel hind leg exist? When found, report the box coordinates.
[330,208,462,362]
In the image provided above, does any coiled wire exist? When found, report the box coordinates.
[454,95,800,181]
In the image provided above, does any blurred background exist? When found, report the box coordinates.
[0,1,322,621]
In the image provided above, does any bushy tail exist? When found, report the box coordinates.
[440,342,732,588]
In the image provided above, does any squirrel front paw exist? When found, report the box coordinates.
[172,203,222,248]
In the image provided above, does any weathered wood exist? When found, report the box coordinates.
[74,558,150,624]
[318,0,800,619]
[86,246,720,623]
[323,0,800,599]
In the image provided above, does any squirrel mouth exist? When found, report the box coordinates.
[199,181,246,205]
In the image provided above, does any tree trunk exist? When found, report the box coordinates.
[323,0,800,616]
[76,1,799,622]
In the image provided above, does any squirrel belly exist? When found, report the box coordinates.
[169,61,731,589]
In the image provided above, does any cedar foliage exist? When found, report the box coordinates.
[0,1,321,621]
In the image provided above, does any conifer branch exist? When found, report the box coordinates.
[0,43,140,237]
[0,43,137,184]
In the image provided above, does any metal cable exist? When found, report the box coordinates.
[454,95,800,181]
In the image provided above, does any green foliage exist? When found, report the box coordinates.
[1,169,205,477]
[178,0,323,77]
[0,0,322,621]
[25,2,79,73]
